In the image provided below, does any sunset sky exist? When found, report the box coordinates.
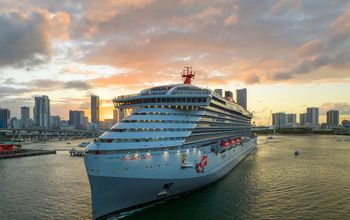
[0,0,350,125]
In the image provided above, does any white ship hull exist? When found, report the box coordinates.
[85,137,257,219]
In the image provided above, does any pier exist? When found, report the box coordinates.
[0,128,102,142]
[0,149,56,159]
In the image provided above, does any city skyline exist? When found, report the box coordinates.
[0,1,350,124]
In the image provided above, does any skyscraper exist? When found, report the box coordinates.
[299,113,307,127]
[286,113,297,127]
[91,95,100,124]
[50,115,61,129]
[306,107,319,128]
[214,89,223,97]
[0,108,11,128]
[326,110,339,128]
[113,109,119,124]
[272,112,286,129]
[69,110,85,129]
[21,106,30,128]
[33,95,50,128]
[236,88,247,109]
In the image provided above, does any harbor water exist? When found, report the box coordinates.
[1,135,350,219]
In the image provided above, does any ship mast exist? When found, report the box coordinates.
[181,67,195,84]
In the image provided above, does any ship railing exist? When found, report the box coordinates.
[115,94,138,100]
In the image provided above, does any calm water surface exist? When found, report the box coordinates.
[1,135,350,220]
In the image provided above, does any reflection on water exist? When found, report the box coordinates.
[1,135,350,220]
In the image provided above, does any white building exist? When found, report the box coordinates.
[272,112,286,129]
[306,107,319,128]
[286,113,297,127]
[236,88,247,109]
[34,95,50,128]
[21,106,30,128]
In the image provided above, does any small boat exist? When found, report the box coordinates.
[66,142,71,145]
[78,141,91,148]
[267,136,273,140]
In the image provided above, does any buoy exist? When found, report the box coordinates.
[294,150,299,156]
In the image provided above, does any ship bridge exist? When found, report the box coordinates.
[113,84,211,109]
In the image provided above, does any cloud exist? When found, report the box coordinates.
[320,102,350,115]
[0,86,31,97]
[224,14,238,26]
[51,11,71,41]
[0,10,51,67]
[295,39,323,57]
[2,78,92,92]
[63,80,92,90]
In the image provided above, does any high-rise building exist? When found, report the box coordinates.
[214,89,223,97]
[306,107,319,128]
[83,116,89,129]
[21,106,30,128]
[286,113,297,127]
[299,113,307,127]
[34,95,50,128]
[0,108,11,128]
[69,110,85,129]
[10,117,21,129]
[113,109,119,124]
[50,115,61,129]
[272,112,286,129]
[326,110,339,128]
[91,95,100,124]
[236,88,247,109]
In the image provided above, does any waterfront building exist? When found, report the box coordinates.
[236,88,247,109]
[326,110,339,128]
[214,89,223,97]
[342,120,350,128]
[306,107,319,128]
[50,115,61,129]
[272,112,286,129]
[0,108,11,128]
[113,109,119,124]
[99,119,115,130]
[91,95,100,124]
[34,95,50,128]
[10,117,21,129]
[299,113,307,127]
[21,106,30,128]
[286,113,297,127]
[83,116,89,129]
[60,120,75,130]
[69,110,85,129]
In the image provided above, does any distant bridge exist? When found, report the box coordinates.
[0,128,103,141]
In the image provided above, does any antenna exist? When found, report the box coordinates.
[181,67,195,84]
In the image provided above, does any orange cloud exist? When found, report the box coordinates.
[51,12,70,41]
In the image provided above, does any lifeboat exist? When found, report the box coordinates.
[229,139,236,145]
[220,141,230,148]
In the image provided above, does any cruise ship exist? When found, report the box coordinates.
[84,67,257,219]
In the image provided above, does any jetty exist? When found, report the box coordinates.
[0,149,56,159]
[69,148,85,157]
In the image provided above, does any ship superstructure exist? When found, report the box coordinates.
[84,67,257,219]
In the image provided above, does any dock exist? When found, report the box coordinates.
[0,149,56,159]
[69,148,85,157]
